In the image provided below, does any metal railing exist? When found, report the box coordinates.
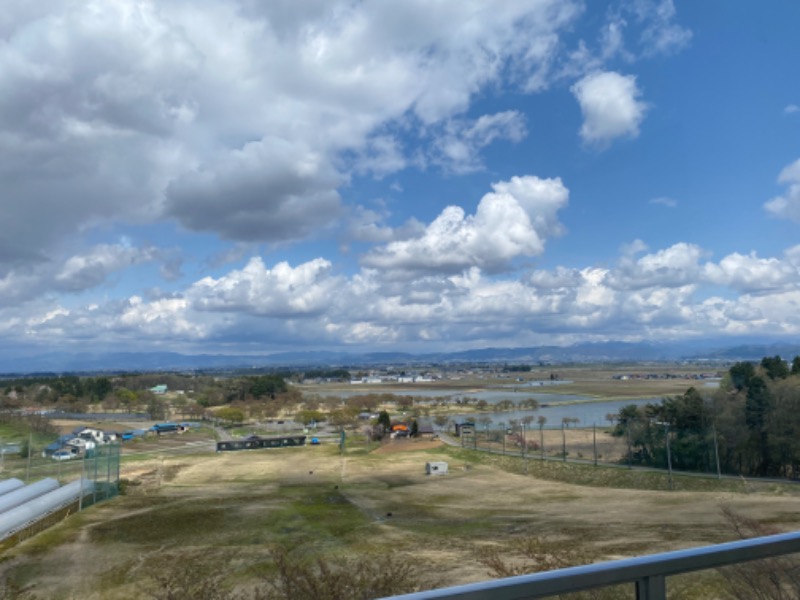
[381,531,800,600]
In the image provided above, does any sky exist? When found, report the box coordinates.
[1,0,800,360]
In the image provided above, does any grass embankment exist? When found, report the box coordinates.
[440,445,798,494]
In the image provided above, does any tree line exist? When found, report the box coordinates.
[613,355,800,478]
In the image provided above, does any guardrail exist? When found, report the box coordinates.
[381,531,800,600]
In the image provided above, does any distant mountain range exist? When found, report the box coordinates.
[2,340,800,375]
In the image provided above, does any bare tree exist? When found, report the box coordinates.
[718,507,800,599]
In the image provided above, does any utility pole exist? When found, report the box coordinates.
[712,422,722,480]
[593,423,597,467]
[25,432,32,483]
[626,424,632,469]
[661,423,674,491]
[540,426,544,460]
[79,453,86,511]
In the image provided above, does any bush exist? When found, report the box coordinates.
[254,546,423,600]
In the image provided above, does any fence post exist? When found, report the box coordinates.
[636,575,666,600]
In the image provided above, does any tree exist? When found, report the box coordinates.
[146,394,167,420]
[376,410,391,434]
[433,414,448,431]
[746,376,773,475]
[216,407,246,425]
[729,361,755,391]
[329,407,359,432]
[410,419,419,437]
[249,375,288,399]
[116,388,138,411]
[792,356,800,375]
[296,410,326,426]
[761,355,790,380]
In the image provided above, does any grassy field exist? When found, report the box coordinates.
[2,435,799,599]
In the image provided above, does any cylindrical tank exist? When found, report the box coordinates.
[0,478,60,515]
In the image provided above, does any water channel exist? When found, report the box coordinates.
[305,385,662,428]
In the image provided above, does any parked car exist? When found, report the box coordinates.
[51,450,74,461]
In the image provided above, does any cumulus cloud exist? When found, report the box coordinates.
[165,139,344,242]
[784,104,800,115]
[765,158,800,223]
[572,71,648,146]
[362,175,569,274]
[0,243,162,307]
[610,242,704,290]
[702,250,800,293]
[0,0,584,266]
[188,256,342,317]
[10,238,800,353]
[55,244,158,292]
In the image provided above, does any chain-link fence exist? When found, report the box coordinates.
[455,423,726,479]
[1,442,121,505]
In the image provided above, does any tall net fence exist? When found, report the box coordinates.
[455,423,728,479]
[1,442,121,505]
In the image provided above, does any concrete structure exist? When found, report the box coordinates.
[425,462,448,476]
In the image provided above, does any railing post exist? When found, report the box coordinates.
[636,575,666,600]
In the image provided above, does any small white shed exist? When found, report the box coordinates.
[425,461,448,476]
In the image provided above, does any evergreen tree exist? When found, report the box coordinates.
[377,410,391,434]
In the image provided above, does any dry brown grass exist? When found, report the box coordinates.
[2,439,798,599]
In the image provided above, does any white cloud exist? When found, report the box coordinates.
[572,71,648,146]
[599,16,632,61]
[702,250,800,293]
[632,0,693,56]
[0,243,162,306]
[362,175,569,274]
[430,111,528,173]
[609,243,703,290]
[765,158,800,223]
[10,238,800,353]
[784,104,800,114]
[650,196,677,208]
[189,256,342,317]
[0,0,584,265]
[55,244,157,292]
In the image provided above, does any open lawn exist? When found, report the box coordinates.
[2,436,800,599]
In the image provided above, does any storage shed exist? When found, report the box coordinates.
[425,461,448,476]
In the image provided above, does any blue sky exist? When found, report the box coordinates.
[2,0,800,359]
